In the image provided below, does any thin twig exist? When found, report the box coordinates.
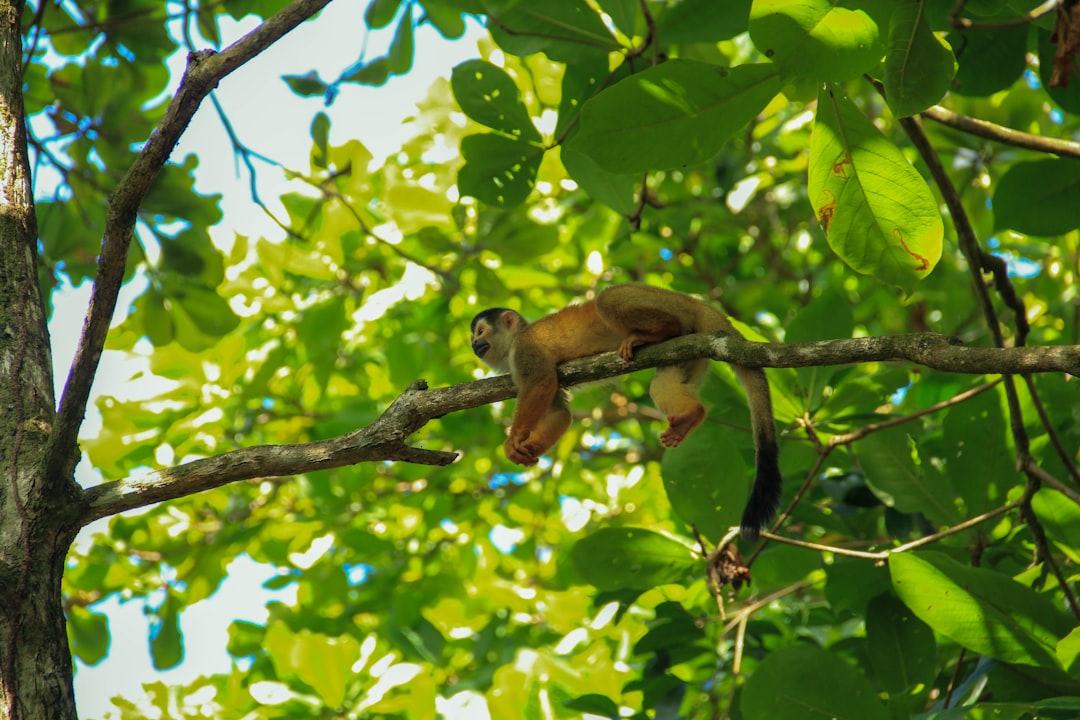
[921,104,1080,160]
[1022,374,1080,486]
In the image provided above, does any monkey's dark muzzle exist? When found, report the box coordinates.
[472,339,490,358]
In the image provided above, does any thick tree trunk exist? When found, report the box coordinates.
[0,1,83,718]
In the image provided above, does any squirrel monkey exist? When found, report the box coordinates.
[470,284,781,541]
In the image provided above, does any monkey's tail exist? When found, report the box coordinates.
[697,307,782,541]
[733,365,782,542]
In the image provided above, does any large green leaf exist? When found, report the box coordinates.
[387,10,415,75]
[741,644,888,720]
[560,148,637,217]
[993,158,1080,236]
[1032,489,1080,565]
[265,623,361,707]
[951,22,1027,97]
[890,551,1074,669]
[865,593,936,694]
[451,60,540,141]
[913,698,1080,720]
[661,427,747,538]
[457,133,543,206]
[884,0,955,117]
[571,528,700,591]
[365,0,403,28]
[784,287,854,406]
[943,387,1009,514]
[569,60,780,173]
[67,606,110,666]
[858,426,962,525]
[655,0,752,45]
[149,593,184,671]
[748,0,883,82]
[486,0,620,62]
[808,88,944,293]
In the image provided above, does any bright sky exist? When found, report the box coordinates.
[58,3,485,717]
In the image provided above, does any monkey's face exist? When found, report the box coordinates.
[470,308,524,373]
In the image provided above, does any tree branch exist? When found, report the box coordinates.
[47,0,333,484]
[79,332,1080,524]
[920,104,1080,160]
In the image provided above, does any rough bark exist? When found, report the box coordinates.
[0,1,333,718]
[0,0,83,717]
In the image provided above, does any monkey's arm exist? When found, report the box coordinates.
[505,341,567,465]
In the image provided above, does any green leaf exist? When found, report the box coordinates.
[784,288,853,405]
[569,61,780,173]
[911,698,1080,720]
[196,5,222,47]
[451,60,540,140]
[311,112,330,168]
[824,558,891,615]
[884,0,955,117]
[808,88,943,293]
[169,284,241,337]
[865,593,936,694]
[143,157,224,228]
[594,0,637,36]
[993,158,1080,236]
[571,528,699,591]
[741,644,888,720]
[661,428,747,538]
[418,0,467,38]
[388,11,415,75]
[365,0,403,28]
[283,70,329,98]
[943,387,1008,514]
[560,148,637,216]
[149,594,184,670]
[656,0,752,45]
[554,54,614,139]
[1032,489,1080,565]
[140,288,175,347]
[859,426,961,525]
[482,210,561,260]
[265,623,360,707]
[342,57,392,86]
[67,606,110,666]
[748,0,883,82]
[487,0,619,62]
[952,22,1027,96]
[564,693,619,718]
[890,551,1074,668]
[457,133,543,206]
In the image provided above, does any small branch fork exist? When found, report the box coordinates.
[80,331,1079,524]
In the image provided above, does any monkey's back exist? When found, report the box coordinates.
[520,302,622,363]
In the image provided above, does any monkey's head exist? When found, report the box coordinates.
[470,308,526,372]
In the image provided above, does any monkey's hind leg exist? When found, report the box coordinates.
[595,287,687,360]
[512,393,572,465]
[650,359,709,447]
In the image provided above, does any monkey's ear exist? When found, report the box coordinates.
[500,310,525,331]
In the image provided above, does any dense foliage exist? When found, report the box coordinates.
[31,0,1080,717]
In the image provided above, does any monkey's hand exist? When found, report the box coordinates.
[505,435,541,466]
[617,336,639,361]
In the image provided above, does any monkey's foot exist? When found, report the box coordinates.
[660,406,706,447]
[505,437,540,466]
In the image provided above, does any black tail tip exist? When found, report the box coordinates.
[739,446,782,543]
